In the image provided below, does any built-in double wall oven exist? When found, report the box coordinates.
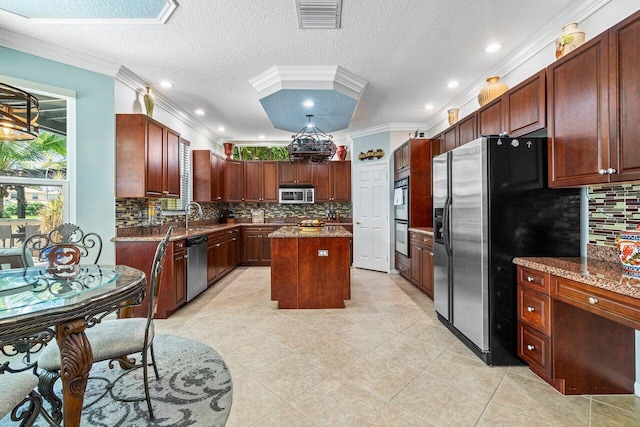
[393,178,409,256]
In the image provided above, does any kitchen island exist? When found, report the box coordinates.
[269,225,352,309]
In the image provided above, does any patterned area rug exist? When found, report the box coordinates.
[1,334,232,427]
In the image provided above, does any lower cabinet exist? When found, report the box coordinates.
[242,226,277,266]
[516,265,635,394]
[208,228,240,286]
[408,231,434,298]
[395,251,410,280]
[115,239,186,319]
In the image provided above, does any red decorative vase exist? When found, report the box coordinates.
[223,142,234,159]
[336,145,347,161]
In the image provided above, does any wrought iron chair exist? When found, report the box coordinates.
[21,223,102,269]
[36,227,172,422]
[0,224,13,248]
[0,370,42,427]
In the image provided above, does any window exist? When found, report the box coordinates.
[161,138,190,212]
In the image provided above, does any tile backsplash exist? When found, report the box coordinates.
[115,198,352,228]
[588,183,640,246]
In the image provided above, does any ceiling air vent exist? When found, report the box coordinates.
[296,0,342,29]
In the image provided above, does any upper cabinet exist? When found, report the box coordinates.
[548,10,640,186]
[457,112,477,146]
[192,150,225,202]
[225,160,244,202]
[116,114,180,198]
[392,138,433,227]
[279,162,314,185]
[314,161,351,202]
[478,97,505,137]
[393,143,410,174]
[504,70,546,137]
[244,161,279,202]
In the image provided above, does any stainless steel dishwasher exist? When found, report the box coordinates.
[186,235,208,301]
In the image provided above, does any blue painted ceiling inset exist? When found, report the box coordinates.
[0,0,168,20]
[259,89,358,134]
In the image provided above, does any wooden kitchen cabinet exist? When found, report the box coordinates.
[314,161,351,202]
[516,265,635,394]
[207,228,240,286]
[457,112,477,146]
[242,226,277,266]
[225,160,244,202]
[478,97,505,137]
[279,162,314,185]
[548,10,640,186]
[192,150,225,202]
[393,142,410,174]
[409,231,434,298]
[443,126,457,153]
[115,238,186,319]
[504,70,546,137]
[244,161,278,202]
[116,114,181,198]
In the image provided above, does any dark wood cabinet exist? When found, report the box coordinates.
[478,97,505,136]
[207,228,241,286]
[114,239,185,319]
[504,70,546,137]
[242,226,277,266]
[393,143,410,174]
[457,112,477,146]
[116,114,181,198]
[393,139,433,227]
[244,161,278,202]
[443,127,457,153]
[314,161,351,202]
[173,239,187,307]
[192,150,225,202]
[548,11,640,187]
[516,265,636,395]
[279,162,314,185]
[409,232,434,298]
[225,160,244,202]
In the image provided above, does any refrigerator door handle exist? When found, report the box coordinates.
[443,195,452,257]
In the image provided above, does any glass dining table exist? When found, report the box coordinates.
[0,264,146,427]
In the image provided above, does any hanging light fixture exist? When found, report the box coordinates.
[288,115,336,162]
[0,82,40,141]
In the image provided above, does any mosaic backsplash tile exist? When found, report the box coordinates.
[116,198,352,228]
[588,183,640,247]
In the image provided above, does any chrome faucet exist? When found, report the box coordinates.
[185,202,203,230]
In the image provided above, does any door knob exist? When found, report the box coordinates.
[356,221,361,225]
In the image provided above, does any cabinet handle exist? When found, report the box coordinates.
[607,168,617,175]
[216,243,220,247]
[588,297,599,304]
[527,306,535,312]
[356,221,361,225]
[598,169,607,175]
[526,344,535,351]
[526,276,534,282]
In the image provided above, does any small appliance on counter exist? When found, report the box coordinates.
[251,204,264,223]
[226,208,235,224]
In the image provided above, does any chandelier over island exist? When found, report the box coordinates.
[287,115,336,162]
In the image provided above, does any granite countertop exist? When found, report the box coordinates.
[513,256,640,300]
[409,227,433,235]
[269,225,352,239]
[112,221,353,242]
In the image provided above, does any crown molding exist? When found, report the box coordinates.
[115,66,221,143]
[348,123,425,139]
[249,65,368,100]
[0,28,121,76]
[422,0,613,131]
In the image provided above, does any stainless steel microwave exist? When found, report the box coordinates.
[278,187,314,204]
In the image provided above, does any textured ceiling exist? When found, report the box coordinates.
[0,0,581,145]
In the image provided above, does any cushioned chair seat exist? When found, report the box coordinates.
[37,318,152,371]
[0,371,39,418]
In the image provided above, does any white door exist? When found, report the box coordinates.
[353,162,389,272]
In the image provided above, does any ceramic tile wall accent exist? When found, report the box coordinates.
[588,183,640,246]
[116,198,352,227]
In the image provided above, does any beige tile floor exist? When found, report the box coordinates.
[155,266,640,426]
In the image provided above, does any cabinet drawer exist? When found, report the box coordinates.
[174,240,185,252]
[410,232,433,249]
[518,286,552,335]
[518,323,551,377]
[553,276,640,330]
[517,266,550,294]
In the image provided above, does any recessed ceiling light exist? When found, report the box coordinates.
[218,126,225,132]
[302,100,314,107]
[160,81,174,88]
[484,43,502,53]
[195,109,205,115]
[424,104,434,110]
[447,81,459,88]
[259,135,265,139]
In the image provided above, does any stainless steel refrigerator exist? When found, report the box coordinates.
[433,136,581,365]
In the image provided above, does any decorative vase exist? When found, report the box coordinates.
[478,76,509,107]
[617,227,640,276]
[143,87,155,118]
[556,23,586,59]
[223,142,234,159]
[336,145,347,161]
[447,108,459,126]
